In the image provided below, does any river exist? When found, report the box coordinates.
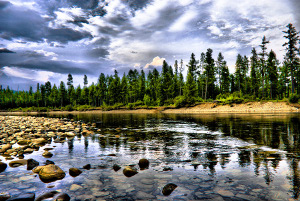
[1,113,300,200]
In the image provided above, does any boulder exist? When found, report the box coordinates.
[162,183,177,196]
[0,162,7,173]
[123,166,138,177]
[69,168,82,177]
[27,159,39,170]
[32,166,44,173]
[37,164,66,183]
[138,159,149,169]
[9,160,27,168]
[31,138,47,146]
[45,160,55,165]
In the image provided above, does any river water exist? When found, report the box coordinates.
[1,113,300,200]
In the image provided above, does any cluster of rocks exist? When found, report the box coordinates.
[0,116,97,160]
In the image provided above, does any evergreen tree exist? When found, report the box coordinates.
[220,61,230,94]
[120,73,128,104]
[184,71,197,102]
[139,70,146,100]
[186,53,198,80]
[235,54,243,93]
[59,81,67,107]
[83,75,88,87]
[283,23,299,94]
[204,48,216,99]
[267,50,279,99]
[250,48,259,97]
[259,36,270,98]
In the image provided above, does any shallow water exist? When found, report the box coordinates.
[1,113,300,200]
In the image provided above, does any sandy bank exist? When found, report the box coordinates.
[0,102,299,115]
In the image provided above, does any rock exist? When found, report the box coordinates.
[6,193,35,201]
[163,166,173,171]
[31,138,47,146]
[0,162,7,173]
[35,191,59,201]
[0,192,10,201]
[113,164,121,172]
[32,166,44,173]
[69,168,82,177]
[8,159,27,168]
[83,164,91,170]
[66,132,75,137]
[54,193,70,201]
[107,154,116,156]
[23,148,35,154]
[45,160,55,165]
[0,144,12,153]
[123,166,138,177]
[136,191,155,200]
[37,164,66,183]
[17,140,30,145]
[27,159,39,170]
[217,190,234,197]
[162,183,177,196]
[138,158,149,169]
[42,151,53,158]
[70,184,82,191]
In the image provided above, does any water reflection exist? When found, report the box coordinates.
[3,113,300,200]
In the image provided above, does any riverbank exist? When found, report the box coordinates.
[0,101,299,115]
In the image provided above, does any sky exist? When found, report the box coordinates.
[0,0,299,90]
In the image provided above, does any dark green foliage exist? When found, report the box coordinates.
[289,93,300,103]
[1,24,300,110]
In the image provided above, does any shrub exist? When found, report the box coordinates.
[289,93,300,103]
[174,96,187,108]
[143,95,151,107]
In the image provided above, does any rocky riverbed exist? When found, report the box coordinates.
[0,115,298,201]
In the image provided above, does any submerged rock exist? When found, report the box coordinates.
[42,151,53,158]
[8,159,27,168]
[123,166,138,177]
[54,193,70,201]
[162,183,177,196]
[0,162,7,173]
[45,160,55,165]
[113,164,121,172]
[27,159,39,170]
[36,164,66,183]
[83,164,91,170]
[69,168,82,177]
[138,158,149,169]
[6,193,35,201]
[35,191,59,201]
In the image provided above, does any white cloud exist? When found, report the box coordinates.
[145,56,165,68]
[35,50,57,57]
[208,25,223,36]
[3,67,55,83]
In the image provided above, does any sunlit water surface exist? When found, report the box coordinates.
[1,113,300,201]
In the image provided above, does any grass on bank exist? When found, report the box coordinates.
[5,93,300,112]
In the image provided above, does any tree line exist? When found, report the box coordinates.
[0,23,300,110]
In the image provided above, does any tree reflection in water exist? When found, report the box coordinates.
[47,112,300,199]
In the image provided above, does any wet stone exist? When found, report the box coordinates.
[70,184,82,191]
[136,191,155,200]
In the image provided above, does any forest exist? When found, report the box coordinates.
[0,23,300,111]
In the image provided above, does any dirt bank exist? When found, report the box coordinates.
[0,102,299,115]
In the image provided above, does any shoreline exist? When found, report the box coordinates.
[0,102,299,115]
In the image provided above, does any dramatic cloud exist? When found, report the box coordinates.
[0,0,299,90]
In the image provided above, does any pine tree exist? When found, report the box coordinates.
[235,54,243,93]
[259,36,270,98]
[267,50,279,99]
[283,23,299,94]
[220,61,230,94]
[250,48,259,97]
[186,53,198,81]
[204,48,215,99]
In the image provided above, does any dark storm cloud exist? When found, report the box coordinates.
[88,47,109,59]
[124,0,152,11]
[0,1,10,9]
[0,48,15,53]
[0,2,92,43]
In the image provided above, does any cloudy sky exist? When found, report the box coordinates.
[0,0,299,90]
